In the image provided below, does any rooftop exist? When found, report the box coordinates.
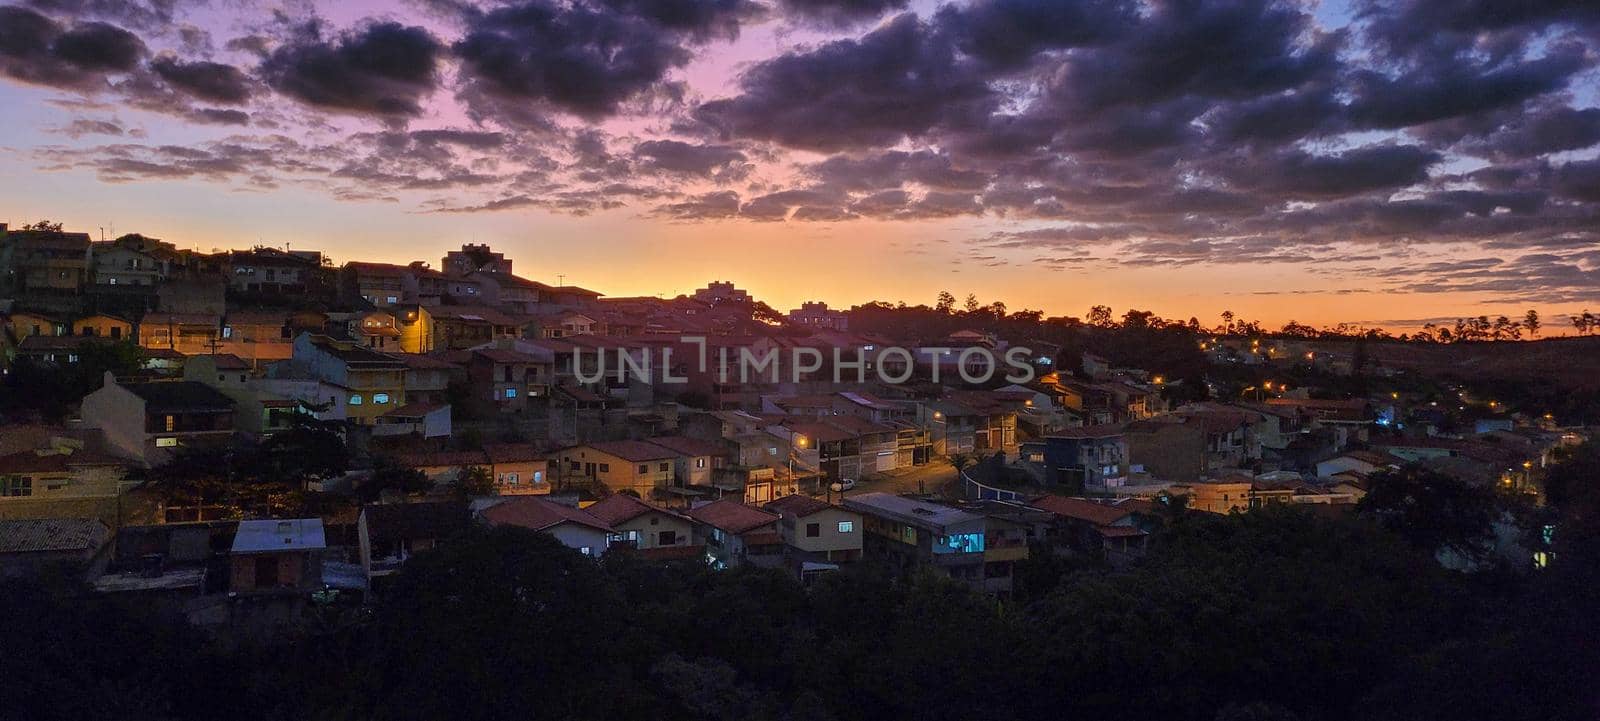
[231,518,326,554]
[124,380,235,412]
[0,518,110,554]
[480,497,612,533]
[584,493,679,526]
[842,492,983,531]
[763,494,834,519]
[686,499,779,534]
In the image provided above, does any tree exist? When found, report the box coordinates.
[1523,309,1541,338]
[1220,309,1235,334]
[963,293,980,313]
[21,219,64,232]
[1572,310,1596,336]
[935,291,956,314]
[358,455,434,503]
[1087,305,1114,328]
[1357,465,1499,562]
[455,464,495,497]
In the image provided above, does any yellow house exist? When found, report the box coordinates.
[558,440,677,499]
[292,334,407,425]
[583,493,698,559]
[6,311,65,339]
[73,313,134,341]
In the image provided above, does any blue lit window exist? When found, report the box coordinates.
[373,393,390,404]
[837,521,854,533]
[938,533,985,553]
[505,388,518,399]
[349,395,363,405]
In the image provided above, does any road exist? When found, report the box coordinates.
[837,462,960,500]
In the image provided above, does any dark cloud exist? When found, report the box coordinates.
[0,8,143,90]
[935,0,1134,69]
[695,14,995,151]
[1451,104,1600,160]
[151,56,252,104]
[1553,160,1600,202]
[1346,47,1589,130]
[656,190,742,219]
[454,0,742,120]
[777,0,910,28]
[409,129,508,149]
[261,21,442,120]
[806,150,988,191]
[1221,144,1442,199]
[631,140,747,178]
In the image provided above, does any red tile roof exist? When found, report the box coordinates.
[582,440,678,462]
[481,497,613,533]
[763,494,833,518]
[584,494,679,526]
[1030,495,1133,526]
[686,499,778,534]
[642,435,727,458]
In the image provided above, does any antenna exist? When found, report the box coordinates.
[557,273,565,287]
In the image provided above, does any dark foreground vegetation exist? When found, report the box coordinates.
[7,446,1600,721]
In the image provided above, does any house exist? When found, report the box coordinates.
[583,494,699,560]
[14,334,99,365]
[1030,495,1150,560]
[469,270,548,313]
[469,346,550,411]
[842,492,990,590]
[81,373,236,465]
[1023,425,1128,490]
[357,501,470,584]
[685,499,783,569]
[764,494,863,566]
[220,310,294,364]
[557,440,678,500]
[138,312,221,354]
[6,310,67,339]
[0,436,130,524]
[638,435,728,488]
[0,518,112,579]
[229,518,326,593]
[91,243,167,287]
[479,496,612,556]
[281,334,407,426]
[73,313,134,340]
[394,450,493,488]
[373,402,452,440]
[1316,450,1398,480]
[0,226,91,294]
[342,261,411,307]
[395,352,457,406]
[428,305,521,350]
[228,247,323,294]
[484,443,551,494]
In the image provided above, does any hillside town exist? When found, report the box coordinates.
[2,222,1587,612]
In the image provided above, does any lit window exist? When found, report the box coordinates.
[579,546,592,556]
[349,395,363,405]
[504,472,519,485]
[533,471,544,484]
[222,326,232,338]
[505,388,517,399]
[164,415,175,432]
[838,521,854,533]
[373,393,390,404]
[386,296,398,304]
[696,458,706,468]
[155,437,178,448]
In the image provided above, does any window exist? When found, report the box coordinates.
[349,394,363,405]
[805,523,820,538]
[659,462,670,472]
[110,326,121,339]
[533,471,544,484]
[221,326,233,339]
[658,530,677,545]
[579,546,592,556]
[696,458,706,468]
[503,472,519,485]
[373,393,390,404]
[3,476,32,497]
[155,437,178,448]
[837,521,854,533]
[598,463,610,473]
[638,464,649,474]
[505,388,517,399]
[767,447,778,456]
[386,296,398,304]
[164,415,176,432]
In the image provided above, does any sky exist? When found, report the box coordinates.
[0,0,1597,332]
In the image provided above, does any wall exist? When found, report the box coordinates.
[782,507,863,556]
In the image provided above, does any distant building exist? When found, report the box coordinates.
[0,225,92,294]
[788,301,848,330]
[692,281,750,305]
[442,243,512,277]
